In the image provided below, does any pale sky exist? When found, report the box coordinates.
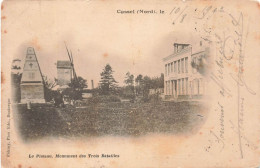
[3,0,202,87]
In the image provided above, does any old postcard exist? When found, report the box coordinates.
[1,0,260,167]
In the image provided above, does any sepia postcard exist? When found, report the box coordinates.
[1,0,260,167]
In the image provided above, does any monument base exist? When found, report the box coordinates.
[20,83,46,103]
[20,99,46,104]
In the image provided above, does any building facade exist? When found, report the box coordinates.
[163,43,209,100]
[20,47,45,103]
[57,60,72,86]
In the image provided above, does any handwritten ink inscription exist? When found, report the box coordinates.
[170,4,257,158]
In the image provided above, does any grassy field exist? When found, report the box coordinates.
[13,101,207,141]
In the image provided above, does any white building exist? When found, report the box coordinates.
[163,42,209,100]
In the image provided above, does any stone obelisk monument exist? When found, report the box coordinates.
[20,47,45,103]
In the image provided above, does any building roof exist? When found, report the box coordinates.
[163,46,191,62]
[163,41,210,62]
[57,60,72,68]
[173,43,189,46]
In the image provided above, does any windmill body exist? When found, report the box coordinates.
[57,60,72,86]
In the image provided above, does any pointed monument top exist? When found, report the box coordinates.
[27,47,35,55]
[21,47,43,82]
[25,47,37,61]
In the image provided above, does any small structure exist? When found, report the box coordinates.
[149,88,164,95]
[11,59,22,103]
[82,89,93,99]
[82,80,94,99]
[57,60,72,86]
[20,47,45,103]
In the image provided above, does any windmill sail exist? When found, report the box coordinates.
[64,42,78,83]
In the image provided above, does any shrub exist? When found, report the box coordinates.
[149,94,162,103]
[89,95,121,104]
[141,93,162,103]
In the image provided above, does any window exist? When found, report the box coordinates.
[192,57,197,73]
[168,64,171,75]
[185,57,188,73]
[200,78,203,94]
[174,61,177,73]
[165,64,167,76]
[178,60,180,74]
[171,62,173,73]
[198,79,200,95]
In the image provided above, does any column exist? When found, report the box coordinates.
[168,80,171,95]
[171,80,174,96]
[180,79,183,95]
[167,81,169,95]
[168,81,170,95]
[169,81,171,95]
[177,79,179,96]
[165,81,167,95]
[189,81,192,98]
[173,81,176,98]
[182,78,186,95]
[186,78,189,96]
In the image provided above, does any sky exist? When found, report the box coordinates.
[3,0,202,87]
